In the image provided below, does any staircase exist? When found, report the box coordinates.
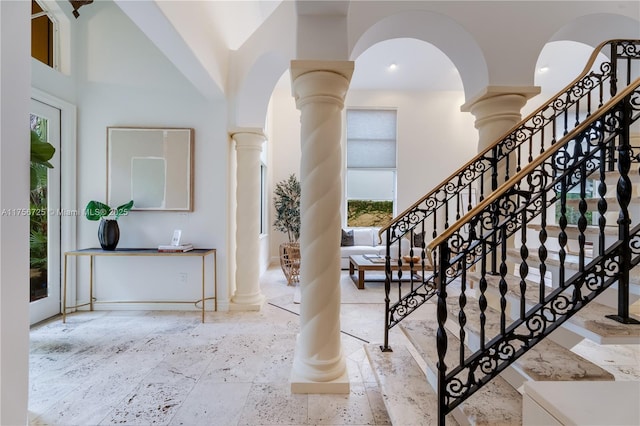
[371,40,640,425]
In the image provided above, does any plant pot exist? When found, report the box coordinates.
[279,242,300,285]
[98,219,120,250]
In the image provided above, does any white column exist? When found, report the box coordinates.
[461,86,541,152]
[289,60,354,394]
[230,130,266,311]
[0,1,30,424]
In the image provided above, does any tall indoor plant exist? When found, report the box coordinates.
[273,174,301,284]
[273,174,301,243]
[85,199,134,250]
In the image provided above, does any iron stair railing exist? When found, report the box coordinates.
[430,78,640,423]
[378,39,640,351]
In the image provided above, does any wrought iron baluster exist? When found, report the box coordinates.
[382,230,392,352]
[610,41,618,97]
[519,208,529,320]
[458,255,467,367]
[432,210,437,240]
[479,242,488,351]
[499,227,508,334]
[539,189,548,301]
[598,139,608,257]
[578,158,588,275]
[436,243,450,426]
[558,168,569,286]
[607,95,640,324]
[445,199,450,230]
[517,143,522,173]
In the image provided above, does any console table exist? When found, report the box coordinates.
[63,248,217,323]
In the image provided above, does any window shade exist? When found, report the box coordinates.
[347,109,397,168]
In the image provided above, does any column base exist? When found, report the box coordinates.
[290,368,350,394]
[229,294,265,311]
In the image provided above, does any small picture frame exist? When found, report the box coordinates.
[171,229,182,246]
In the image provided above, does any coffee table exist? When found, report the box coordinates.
[348,254,414,289]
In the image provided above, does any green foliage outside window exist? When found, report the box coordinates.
[347,200,393,227]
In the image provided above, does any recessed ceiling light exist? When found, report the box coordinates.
[388,63,398,71]
[539,66,550,74]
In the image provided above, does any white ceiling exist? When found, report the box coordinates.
[196,1,604,93]
[198,0,282,50]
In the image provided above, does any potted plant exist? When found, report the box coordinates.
[85,199,134,250]
[273,174,301,284]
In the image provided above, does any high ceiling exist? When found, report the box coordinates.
[197,1,601,93]
[152,1,611,95]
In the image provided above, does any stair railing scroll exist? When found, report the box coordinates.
[431,79,640,425]
[379,39,640,352]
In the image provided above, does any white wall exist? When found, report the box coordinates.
[267,86,478,260]
[268,87,302,262]
[46,1,231,310]
[345,90,477,212]
[0,2,30,424]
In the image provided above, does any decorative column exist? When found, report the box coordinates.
[461,86,541,152]
[230,129,266,311]
[289,60,354,394]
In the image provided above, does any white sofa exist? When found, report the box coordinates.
[340,227,412,269]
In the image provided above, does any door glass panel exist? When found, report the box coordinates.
[30,114,49,302]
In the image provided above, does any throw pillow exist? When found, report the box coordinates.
[341,229,354,246]
[412,231,425,248]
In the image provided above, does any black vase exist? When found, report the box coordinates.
[98,219,120,250]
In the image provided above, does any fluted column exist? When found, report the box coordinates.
[461,86,541,152]
[230,130,265,311]
[290,60,353,394]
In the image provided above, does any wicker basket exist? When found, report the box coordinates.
[279,242,301,285]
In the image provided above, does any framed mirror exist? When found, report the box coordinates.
[107,127,194,211]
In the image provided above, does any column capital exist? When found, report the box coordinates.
[460,85,541,112]
[290,60,354,83]
[290,60,354,109]
[230,129,266,151]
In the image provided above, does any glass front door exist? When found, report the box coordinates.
[29,99,61,324]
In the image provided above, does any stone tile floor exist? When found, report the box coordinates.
[28,266,639,425]
[29,267,410,425]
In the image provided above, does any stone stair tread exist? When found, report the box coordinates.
[505,247,640,287]
[468,270,640,345]
[561,300,640,345]
[441,296,615,382]
[506,247,586,269]
[400,320,523,426]
[364,343,457,426]
[527,223,618,236]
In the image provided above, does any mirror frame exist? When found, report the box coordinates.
[106,127,194,211]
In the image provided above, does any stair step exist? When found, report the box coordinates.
[523,381,640,426]
[400,320,523,426]
[527,223,618,237]
[561,300,640,345]
[469,271,640,345]
[564,196,640,210]
[441,295,615,388]
[505,247,640,287]
[364,343,457,426]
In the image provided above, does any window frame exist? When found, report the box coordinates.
[344,108,398,228]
